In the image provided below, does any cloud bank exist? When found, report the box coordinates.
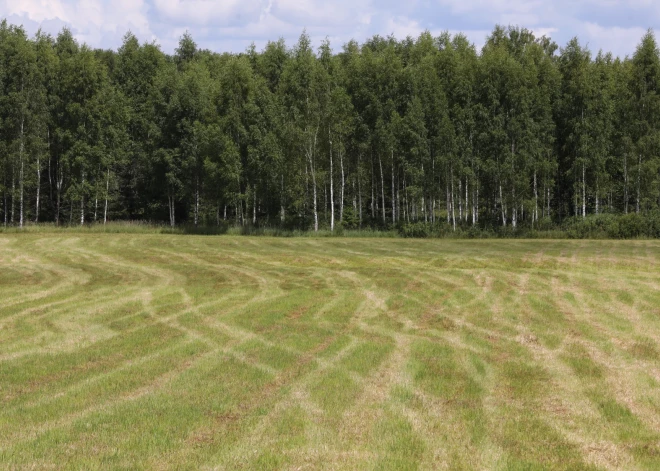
[1,0,658,56]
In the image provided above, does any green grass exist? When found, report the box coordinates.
[1,235,659,470]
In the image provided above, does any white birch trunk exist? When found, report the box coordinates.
[358,153,363,227]
[10,169,15,224]
[636,154,641,214]
[19,117,24,228]
[280,173,285,222]
[582,162,586,219]
[533,170,538,223]
[379,153,385,224]
[168,195,175,227]
[306,125,319,232]
[423,196,427,223]
[56,168,63,226]
[370,154,375,219]
[451,166,456,231]
[446,182,450,224]
[624,153,629,214]
[512,200,517,228]
[94,165,99,222]
[329,136,334,231]
[475,185,479,224]
[195,175,200,227]
[253,185,256,225]
[391,149,395,224]
[458,178,463,222]
[499,182,506,227]
[3,178,7,227]
[340,145,345,222]
[104,168,110,225]
[595,177,599,215]
[465,177,468,223]
[80,170,85,226]
[35,155,41,223]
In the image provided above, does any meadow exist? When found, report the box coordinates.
[0,234,659,470]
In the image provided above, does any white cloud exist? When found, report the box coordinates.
[0,0,657,55]
[436,0,548,24]
[1,0,153,45]
[581,22,648,58]
[151,0,266,26]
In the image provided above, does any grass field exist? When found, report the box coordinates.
[1,234,659,470]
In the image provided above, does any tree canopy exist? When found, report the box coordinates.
[2,20,660,232]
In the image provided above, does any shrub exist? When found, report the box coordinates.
[398,222,430,238]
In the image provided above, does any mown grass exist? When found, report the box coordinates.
[1,234,659,470]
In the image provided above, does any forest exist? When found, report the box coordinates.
[1,19,660,235]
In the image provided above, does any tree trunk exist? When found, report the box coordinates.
[340,144,345,223]
[47,128,52,211]
[19,117,24,228]
[534,170,538,223]
[94,165,100,222]
[582,162,586,219]
[11,168,15,224]
[404,173,409,223]
[624,153,629,214]
[391,150,395,225]
[475,185,479,224]
[19,152,24,228]
[423,196,427,223]
[35,155,41,223]
[280,173,285,223]
[306,126,319,232]
[595,176,599,215]
[499,182,506,227]
[312,170,318,232]
[446,180,450,224]
[512,195,517,228]
[370,153,375,219]
[458,178,463,222]
[56,167,62,226]
[431,153,435,224]
[358,153,362,227]
[397,177,401,224]
[465,177,468,223]
[636,153,641,214]
[195,175,200,227]
[3,172,7,227]
[330,136,334,231]
[168,194,175,228]
[80,171,85,226]
[451,165,456,231]
[253,185,257,225]
[379,153,386,224]
[104,168,110,225]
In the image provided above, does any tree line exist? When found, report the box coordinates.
[2,20,660,232]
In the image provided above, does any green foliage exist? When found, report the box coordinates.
[563,211,660,238]
[0,21,659,235]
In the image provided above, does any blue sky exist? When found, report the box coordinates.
[2,0,659,57]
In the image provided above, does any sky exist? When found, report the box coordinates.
[2,0,659,57]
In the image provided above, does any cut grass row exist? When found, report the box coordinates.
[0,235,659,469]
